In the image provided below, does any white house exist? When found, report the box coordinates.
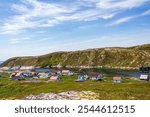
[62,70,74,76]
[140,75,150,81]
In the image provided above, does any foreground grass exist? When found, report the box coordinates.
[0,73,150,100]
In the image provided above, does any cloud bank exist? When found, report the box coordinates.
[0,0,149,34]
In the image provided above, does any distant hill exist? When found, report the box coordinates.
[1,44,150,68]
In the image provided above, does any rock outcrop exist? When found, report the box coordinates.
[24,91,99,100]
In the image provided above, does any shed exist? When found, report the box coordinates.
[91,73,103,81]
[113,76,122,83]
[75,74,88,82]
[10,72,24,80]
[48,75,60,82]
[37,72,50,78]
[140,75,150,81]
[62,70,70,75]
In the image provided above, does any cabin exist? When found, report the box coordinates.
[37,72,50,78]
[51,70,59,76]
[48,75,60,82]
[23,71,36,78]
[75,74,88,82]
[10,72,25,80]
[91,74,103,81]
[113,76,122,83]
[62,70,74,76]
[140,75,150,81]
[68,71,74,76]
[62,70,70,75]
[10,73,16,80]
[57,71,61,75]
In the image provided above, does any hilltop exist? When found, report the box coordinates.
[1,44,150,68]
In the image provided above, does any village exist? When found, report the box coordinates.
[0,65,150,83]
[0,66,104,82]
[0,64,150,100]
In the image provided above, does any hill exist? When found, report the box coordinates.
[1,44,150,68]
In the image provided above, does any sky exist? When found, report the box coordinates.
[0,0,150,61]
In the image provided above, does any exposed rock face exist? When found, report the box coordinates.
[24,91,99,100]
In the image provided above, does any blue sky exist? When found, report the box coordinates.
[0,0,150,60]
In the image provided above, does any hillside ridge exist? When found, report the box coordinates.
[1,44,150,68]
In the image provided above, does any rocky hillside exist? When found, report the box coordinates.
[1,44,150,68]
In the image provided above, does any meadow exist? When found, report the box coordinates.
[0,70,150,100]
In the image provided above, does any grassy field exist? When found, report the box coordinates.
[0,71,150,100]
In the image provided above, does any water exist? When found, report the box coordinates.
[119,71,150,78]
[35,68,51,73]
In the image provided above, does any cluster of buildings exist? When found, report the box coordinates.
[0,65,149,82]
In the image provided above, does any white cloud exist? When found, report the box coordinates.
[108,16,136,26]
[10,37,31,44]
[107,9,150,26]
[141,9,150,15]
[0,0,149,34]
[96,0,148,9]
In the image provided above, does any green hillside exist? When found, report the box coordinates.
[1,44,150,68]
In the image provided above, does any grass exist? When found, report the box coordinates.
[0,71,150,100]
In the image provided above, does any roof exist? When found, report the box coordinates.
[38,72,47,75]
[16,72,23,76]
[50,76,59,80]
[140,75,149,80]
[11,73,16,76]
[113,76,122,81]
[62,70,70,73]
[90,72,99,76]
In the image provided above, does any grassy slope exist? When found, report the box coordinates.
[0,72,150,100]
[1,44,150,67]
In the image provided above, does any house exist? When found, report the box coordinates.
[113,76,122,83]
[91,73,103,81]
[62,70,70,75]
[48,75,60,82]
[10,72,25,80]
[57,71,61,75]
[140,75,150,81]
[62,70,74,76]
[10,73,16,80]
[37,72,50,78]
[68,71,74,76]
[75,74,88,82]
[23,71,36,78]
